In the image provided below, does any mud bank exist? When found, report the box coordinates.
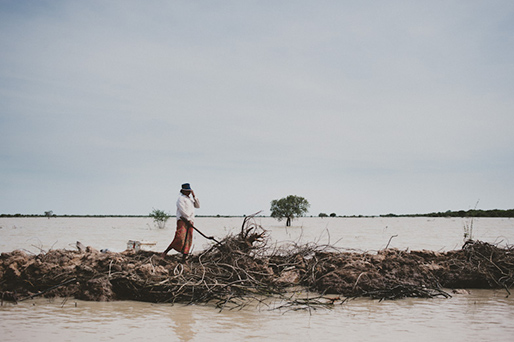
[1,221,513,308]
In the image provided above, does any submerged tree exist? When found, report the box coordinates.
[149,209,171,229]
[270,195,310,226]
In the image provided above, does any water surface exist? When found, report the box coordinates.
[1,217,513,341]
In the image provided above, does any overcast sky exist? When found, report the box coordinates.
[1,1,513,216]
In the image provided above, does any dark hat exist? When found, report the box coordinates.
[181,183,192,191]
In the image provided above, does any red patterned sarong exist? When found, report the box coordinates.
[169,220,194,254]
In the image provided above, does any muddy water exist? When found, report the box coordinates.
[1,290,513,341]
[1,217,514,341]
[1,216,513,254]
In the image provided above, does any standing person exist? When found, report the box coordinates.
[161,183,200,261]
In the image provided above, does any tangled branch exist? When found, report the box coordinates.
[1,217,513,310]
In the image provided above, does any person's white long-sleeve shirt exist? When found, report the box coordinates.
[176,193,200,222]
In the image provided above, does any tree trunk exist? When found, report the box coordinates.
[286,217,291,226]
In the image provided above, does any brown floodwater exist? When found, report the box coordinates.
[1,290,512,341]
[1,217,513,341]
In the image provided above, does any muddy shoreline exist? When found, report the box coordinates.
[1,221,513,308]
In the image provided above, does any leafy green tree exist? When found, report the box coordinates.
[44,210,53,219]
[319,213,328,217]
[149,209,170,229]
[270,195,310,226]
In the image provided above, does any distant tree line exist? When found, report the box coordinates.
[2,208,513,218]
[0,214,148,218]
[318,213,337,217]
[381,209,514,218]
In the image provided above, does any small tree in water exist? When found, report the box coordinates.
[270,195,310,226]
[149,209,170,229]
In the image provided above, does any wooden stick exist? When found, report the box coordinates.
[180,217,221,244]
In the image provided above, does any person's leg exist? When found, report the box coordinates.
[162,220,192,257]
[179,223,193,262]
[161,243,173,258]
[161,220,183,257]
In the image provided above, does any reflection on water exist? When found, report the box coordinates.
[168,304,194,342]
[1,290,513,342]
[1,217,513,341]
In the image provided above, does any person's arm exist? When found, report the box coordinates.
[191,190,200,208]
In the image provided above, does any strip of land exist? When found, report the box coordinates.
[1,219,513,309]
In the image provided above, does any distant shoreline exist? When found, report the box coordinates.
[1,208,513,218]
[0,214,246,218]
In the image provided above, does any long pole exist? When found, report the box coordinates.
[180,217,221,244]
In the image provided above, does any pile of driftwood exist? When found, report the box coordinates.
[1,216,513,310]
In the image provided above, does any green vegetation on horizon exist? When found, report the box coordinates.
[379,208,514,218]
[1,208,513,218]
